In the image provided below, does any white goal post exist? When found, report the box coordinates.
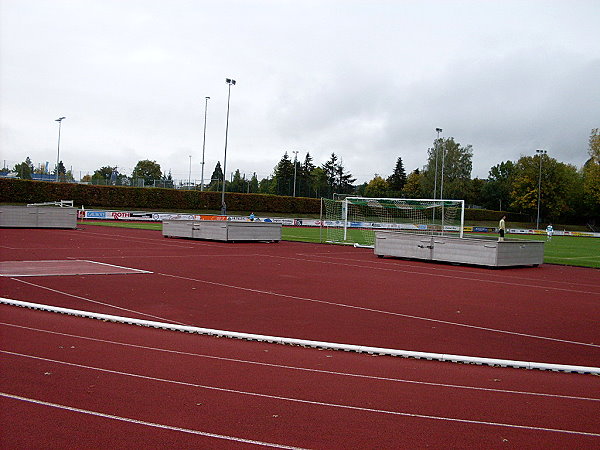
[322,197,465,247]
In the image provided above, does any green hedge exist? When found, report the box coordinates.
[0,178,321,214]
[0,178,530,221]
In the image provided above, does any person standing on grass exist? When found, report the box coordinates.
[546,223,553,241]
[498,215,506,241]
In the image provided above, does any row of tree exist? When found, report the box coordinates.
[359,130,599,223]
[5,130,599,223]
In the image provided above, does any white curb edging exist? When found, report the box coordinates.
[2,297,598,375]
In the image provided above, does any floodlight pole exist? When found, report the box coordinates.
[436,128,444,201]
[221,78,236,216]
[536,149,547,230]
[292,150,299,197]
[188,155,192,188]
[200,96,210,191]
[435,128,443,233]
[55,117,66,182]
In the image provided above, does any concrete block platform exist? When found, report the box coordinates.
[374,231,544,267]
[0,206,77,229]
[163,220,281,242]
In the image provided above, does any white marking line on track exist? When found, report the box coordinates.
[8,278,187,326]
[79,260,153,274]
[2,321,597,403]
[0,392,306,450]
[267,254,600,295]
[2,351,599,438]
[80,230,198,249]
[297,252,600,289]
[158,272,600,349]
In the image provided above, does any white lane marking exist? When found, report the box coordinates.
[8,279,187,325]
[79,260,152,273]
[158,272,600,348]
[1,321,598,403]
[2,351,599,438]
[0,392,306,449]
[266,254,600,295]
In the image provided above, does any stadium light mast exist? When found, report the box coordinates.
[221,78,236,215]
[436,128,444,200]
[200,96,210,191]
[292,150,299,197]
[433,128,443,200]
[188,155,192,188]
[55,117,66,182]
[536,149,547,230]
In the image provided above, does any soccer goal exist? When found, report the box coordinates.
[321,197,465,247]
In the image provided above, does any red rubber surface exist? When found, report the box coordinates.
[1,305,599,448]
[1,226,598,366]
[1,225,599,447]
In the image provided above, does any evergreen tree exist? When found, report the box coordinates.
[54,161,66,182]
[335,158,356,194]
[208,161,224,191]
[229,169,245,193]
[273,152,294,196]
[387,157,407,193]
[300,153,316,197]
[14,157,34,180]
[249,172,259,193]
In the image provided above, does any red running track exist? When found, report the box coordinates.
[1,225,599,447]
[1,304,599,448]
[1,225,599,367]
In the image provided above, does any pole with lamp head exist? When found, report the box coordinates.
[221,78,236,215]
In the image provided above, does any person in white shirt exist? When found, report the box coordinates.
[546,224,553,241]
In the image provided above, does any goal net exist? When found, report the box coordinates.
[321,197,465,247]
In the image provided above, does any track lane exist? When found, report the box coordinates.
[1,305,599,448]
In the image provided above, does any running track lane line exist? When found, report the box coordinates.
[8,278,188,326]
[2,298,599,374]
[293,251,600,290]
[2,352,600,438]
[0,392,307,450]
[2,321,598,403]
[156,272,599,349]
[11,273,597,350]
[265,254,600,295]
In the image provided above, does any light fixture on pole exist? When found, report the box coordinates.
[221,78,236,216]
[188,155,192,188]
[434,127,442,200]
[55,117,66,182]
[536,149,547,230]
[292,150,299,197]
[200,96,210,191]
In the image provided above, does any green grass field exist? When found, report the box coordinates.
[81,221,600,268]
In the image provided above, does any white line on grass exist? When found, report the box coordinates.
[2,352,599,437]
[2,321,598,403]
[0,392,306,449]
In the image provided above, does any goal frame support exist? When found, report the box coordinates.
[342,197,465,240]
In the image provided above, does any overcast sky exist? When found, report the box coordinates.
[1,0,599,184]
